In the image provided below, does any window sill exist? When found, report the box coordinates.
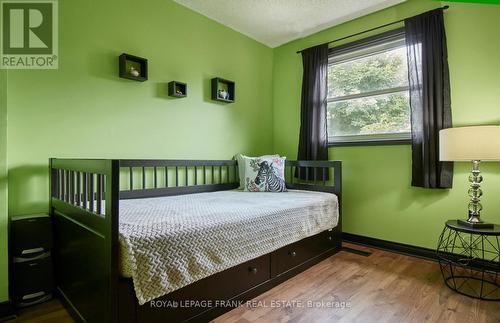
[328,138,411,147]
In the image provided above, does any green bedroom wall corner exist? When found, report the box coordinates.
[0,70,8,302]
[5,0,274,217]
[271,0,500,249]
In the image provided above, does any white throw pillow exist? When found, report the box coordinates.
[241,156,287,192]
[235,154,279,189]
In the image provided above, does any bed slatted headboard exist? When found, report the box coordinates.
[117,159,342,199]
[284,160,341,196]
[118,159,239,199]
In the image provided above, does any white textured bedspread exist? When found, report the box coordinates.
[119,190,339,305]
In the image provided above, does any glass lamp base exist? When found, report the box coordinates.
[457,219,494,229]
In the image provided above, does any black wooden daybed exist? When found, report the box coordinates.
[49,159,342,323]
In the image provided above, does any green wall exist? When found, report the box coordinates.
[6,0,274,215]
[0,70,8,302]
[1,0,274,301]
[272,0,500,249]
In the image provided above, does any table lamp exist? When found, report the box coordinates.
[439,125,500,228]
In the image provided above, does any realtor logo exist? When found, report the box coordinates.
[1,0,58,69]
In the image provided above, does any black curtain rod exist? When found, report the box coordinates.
[296,5,449,54]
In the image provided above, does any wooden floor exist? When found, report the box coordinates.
[6,243,500,323]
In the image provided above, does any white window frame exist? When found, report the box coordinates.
[327,30,411,145]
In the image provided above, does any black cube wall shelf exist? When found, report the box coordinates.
[119,53,148,82]
[211,77,235,103]
[168,81,187,98]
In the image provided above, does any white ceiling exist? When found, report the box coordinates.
[174,0,407,48]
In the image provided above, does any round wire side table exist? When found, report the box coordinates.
[436,220,500,301]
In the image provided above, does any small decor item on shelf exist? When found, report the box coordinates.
[439,125,500,228]
[168,81,187,98]
[129,67,140,77]
[119,53,148,82]
[211,77,235,103]
[218,89,229,100]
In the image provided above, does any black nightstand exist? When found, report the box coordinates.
[10,214,54,307]
[436,220,500,300]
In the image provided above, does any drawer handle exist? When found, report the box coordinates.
[249,267,258,274]
[327,236,333,241]
[22,247,45,255]
[13,251,51,263]
[289,251,297,257]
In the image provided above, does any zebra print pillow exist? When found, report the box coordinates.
[242,156,287,192]
[235,154,280,189]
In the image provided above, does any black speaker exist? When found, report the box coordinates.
[10,214,54,307]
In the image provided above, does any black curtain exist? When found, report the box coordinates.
[405,8,453,188]
[296,44,329,180]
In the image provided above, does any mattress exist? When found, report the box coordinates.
[118,190,339,305]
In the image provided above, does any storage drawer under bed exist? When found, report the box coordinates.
[119,229,340,323]
[132,254,271,323]
[273,230,337,275]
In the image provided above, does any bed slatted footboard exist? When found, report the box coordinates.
[50,159,120,323]
[49,159,342,323]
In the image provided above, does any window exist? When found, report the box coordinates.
[327,29,411,145]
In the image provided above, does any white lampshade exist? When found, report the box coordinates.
[439,126,500,161]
